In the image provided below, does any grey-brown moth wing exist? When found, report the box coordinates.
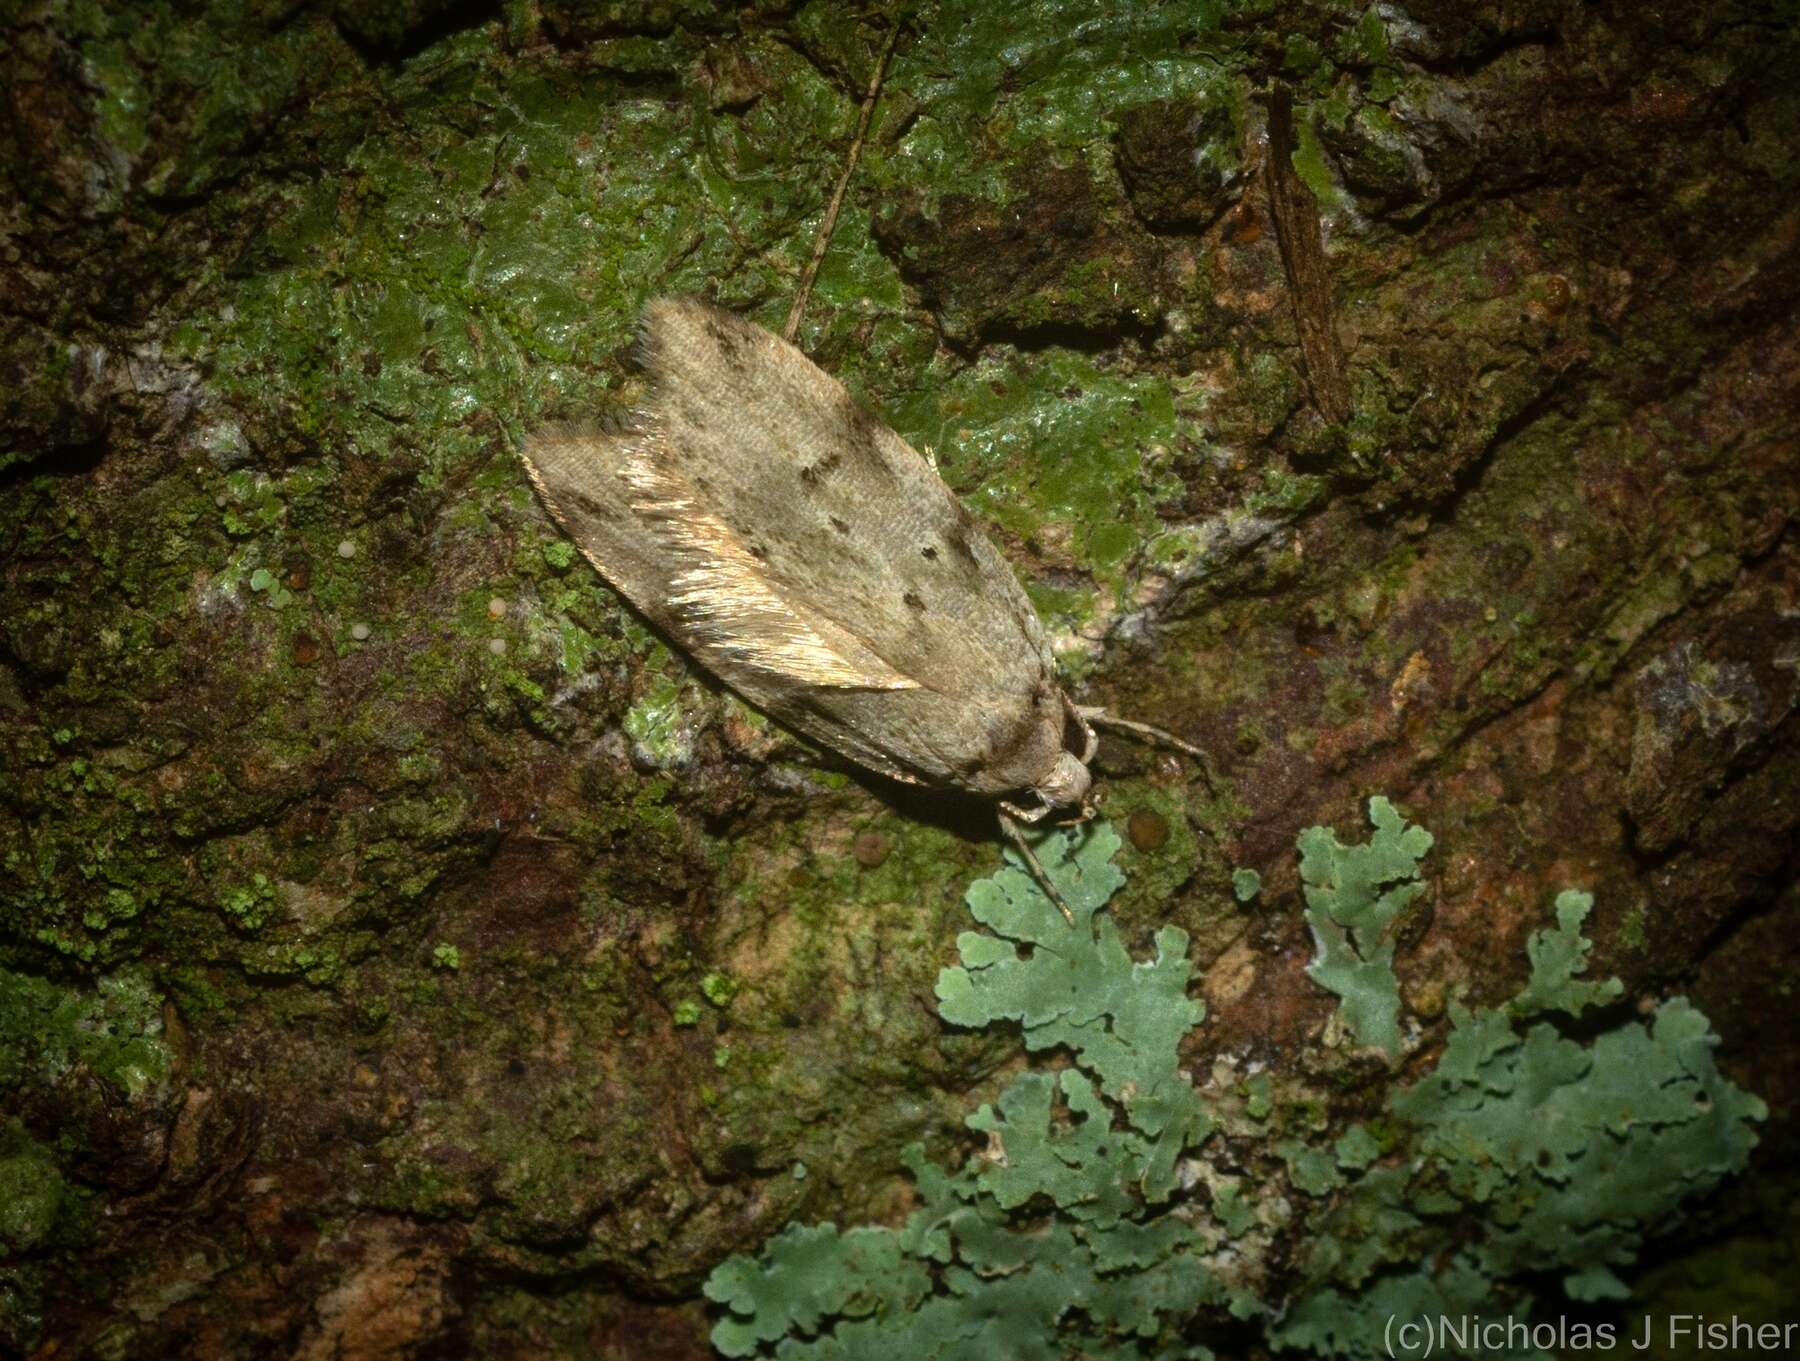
[521,299,1061,794]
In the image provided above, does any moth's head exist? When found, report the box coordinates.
[1033,750,1094,815]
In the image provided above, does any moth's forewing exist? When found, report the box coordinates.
[521,421,679,630]
[522,300,1066,795]
[634,303,1053,691]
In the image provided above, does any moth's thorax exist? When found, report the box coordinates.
[1033,750,1093,812]
[979,684,1092,811]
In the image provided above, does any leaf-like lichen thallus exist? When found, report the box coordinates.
[521,303,1215,918]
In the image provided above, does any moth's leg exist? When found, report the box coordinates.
[1004,791,1090,832]
[1041,786,1101,827]
[1050,797,1099,827]
[996,809,1076,925]
[999,796,1051,824]
[1062,692,1099,764]
[1076,705,1220,798]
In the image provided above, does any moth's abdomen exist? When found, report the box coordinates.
[757,682,1066,799]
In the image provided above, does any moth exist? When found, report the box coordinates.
[521,300,1206,919]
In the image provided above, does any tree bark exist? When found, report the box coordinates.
[2,1,1796,1355]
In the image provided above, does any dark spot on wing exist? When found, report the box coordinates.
[921,545,938,560]
[903,590,926,613]
[799,452,843,486]
[836,392,900,479]
[569,490,607,518]
[947,520,982,566]
[748,542,769,560]
[829,516,850,535]
[702,315,750,369]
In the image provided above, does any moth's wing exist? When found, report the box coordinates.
[519,420,684,635]
[635,301,1055,711]
[805,683,1069,798]
[524,299,1065,792]
[521,419,939,787]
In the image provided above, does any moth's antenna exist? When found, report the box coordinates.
[997,810,1077,925]
[1079,706,1223,803]
[782,16,902,344]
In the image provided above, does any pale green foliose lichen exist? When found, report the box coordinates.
[622,674,701,770]
[704,802,1762,1361]
[707,825,1233,1360]
[1297,796,1433,1055]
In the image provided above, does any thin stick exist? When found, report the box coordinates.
[782,17,902,344]
[1265,83,1350,424]
[997,811,1076,925]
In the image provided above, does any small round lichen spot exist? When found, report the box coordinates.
[1127,809,1169,851]
[336,538,356,559]
[1409,978,1446,1020]
[488,638,507,656]
[852,830,891,868]
[349,622,371,641]
[486,597,507,619]
[1541,274,1572,318]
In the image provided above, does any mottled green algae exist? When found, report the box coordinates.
[0,968,173,1340]
[0,967,173,1103]
[884,349,1186,610]
[870,0,1256,207]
